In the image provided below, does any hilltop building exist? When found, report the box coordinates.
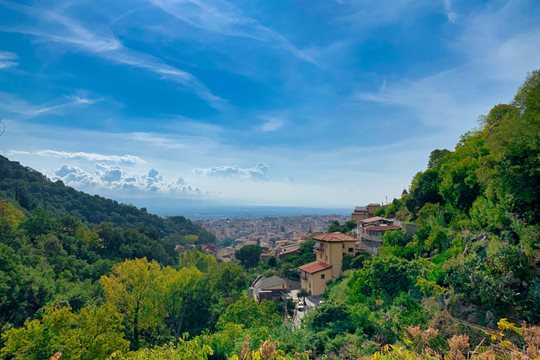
[351,203,381,221]
[357,216,400,255]
[298,232,357,296]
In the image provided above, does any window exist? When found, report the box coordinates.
[342,243,345,249]
[321,274,325,280]
[348,248,353,253]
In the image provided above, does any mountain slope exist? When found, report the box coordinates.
[0,155,215,242]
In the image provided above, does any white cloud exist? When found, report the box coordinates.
[55,164,99,187]
[0,51,17,69]
[9,149,145,165]
[54,162,203,196]
[260,116,285,132]
[193,163,270,180]
[0,0,226,109]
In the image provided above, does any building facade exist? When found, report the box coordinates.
[298,232,357,296]
[351,203,381,221]
[356,216,400,255]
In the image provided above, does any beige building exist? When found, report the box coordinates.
[298,232,357,296]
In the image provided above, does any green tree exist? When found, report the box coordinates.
[481,70,540,223]
[100,258,165,349]
[210,262,247,299]
[179,249,217,272]
[162,266,213,337]
[235,245,262,268]
[110,335,213,360]
[216,296,281,330]
[348,256,418,301]
[0,304,128,360]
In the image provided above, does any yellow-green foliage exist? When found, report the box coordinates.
[0,199,25,229]
[1,304,128,360]
[110,336,213,360]
[101,258,166,349]
[74,221,100,248]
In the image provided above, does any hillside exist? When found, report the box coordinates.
[0,155,215,242]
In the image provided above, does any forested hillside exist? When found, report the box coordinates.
[0,155,215,243]
[0,71,539,359]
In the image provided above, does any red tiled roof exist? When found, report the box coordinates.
[313,232,357,242]
[298,261,332,274]
[366,225,401,232]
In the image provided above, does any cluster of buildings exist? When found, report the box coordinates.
[242,201,412,326]
[297,203,406,296]
[197,215,348,262]
[201,203,406,301]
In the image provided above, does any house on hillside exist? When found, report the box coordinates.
[351,203,381,221]
[298,232,357,296]
[357,216,400,255]
[250,275,289,302]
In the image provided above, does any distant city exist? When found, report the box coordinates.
[197,214,349,244]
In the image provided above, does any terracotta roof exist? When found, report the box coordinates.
[366,225,401,232]
[313,232,357,242]
[298,261,332,274]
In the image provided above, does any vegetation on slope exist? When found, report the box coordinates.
[0,155,215,243]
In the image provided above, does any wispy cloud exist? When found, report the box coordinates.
[337,0,434,27]
[125,132,188,149]
[193,163,270,180]
[443,0,458,23]
[0,92,99,118]
[260,116,286,132]
[8,149,146,165]
[0,0,226,109]
[0,50,17,69]
[355,1,540,133]
[146,0,316,64]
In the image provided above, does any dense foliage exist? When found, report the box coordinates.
[1,70,539,359]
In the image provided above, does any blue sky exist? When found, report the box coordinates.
[1,0,539,213]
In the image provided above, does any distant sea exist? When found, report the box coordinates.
[177,205,351,219]
[114,197,351,219]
